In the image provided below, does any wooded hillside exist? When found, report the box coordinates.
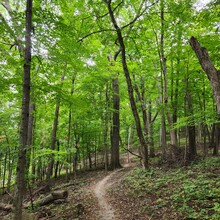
[0,0,219,219]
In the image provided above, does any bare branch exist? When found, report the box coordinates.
[0,12,24,55]
[121,0,159,30]
[114,48,121,61]
[96,1,123,19]
[151,111,158,123]
[77,29,115,43]
[122,146,142,159]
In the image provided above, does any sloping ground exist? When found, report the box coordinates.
[94,171,117,220]
[108,157,220,219]
[1,157,220,220]
[93,167,133,220]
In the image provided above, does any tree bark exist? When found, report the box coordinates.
[46,76,64,180]
[106,1,148,169]
[190,36,220,114]
[104,84,110,171]
[35,190,68,207]
[14,0,32,219]
[190,36,220,156]
[46,100,60,180]
[111,77,121,169]
[160,0,178,151]
[26,102,35,177]
[148,100,155,157]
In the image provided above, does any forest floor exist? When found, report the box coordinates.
[1,156,220,220]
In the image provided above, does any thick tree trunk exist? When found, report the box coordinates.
[190,36,220,114]
[190,36,220,156]
[107,1,148,169]
[111,77,121,169]
[14,0,32,219]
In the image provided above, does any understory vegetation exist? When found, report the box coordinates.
[116,157,220,219]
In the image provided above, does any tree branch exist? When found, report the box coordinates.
[114,48,121,61]
[121,0,159,30]
[122,146,142,159]
[151,111,158,123]
[0,4,24,55]
[95,1,123,19]
[77,29,115,43]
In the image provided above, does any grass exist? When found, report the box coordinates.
[123,157,220,219]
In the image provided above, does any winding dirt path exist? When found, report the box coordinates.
[94,165,132,220]
[94,171,119,220]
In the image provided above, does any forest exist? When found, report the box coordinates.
[0,0,220,219]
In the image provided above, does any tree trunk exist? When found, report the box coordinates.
[160,0,178,151]
[107,1,148,169]
[111,77,121,169]
[185,64,196,161]
[46,76,64,180]
[7,147,14,192]
[26,102,35,176]
[46,100,60,180]
[190,36,220,156]
[190,36,220,114]
[54,140,60,178]
[2,151,7,194]
[148,100,155,157]
[14,0,32,219]
[213,121,220,156]
[104,84,110,171]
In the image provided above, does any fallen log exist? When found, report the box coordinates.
[0,203,13,212]
[24,184,51,203]
[37,190,68,206]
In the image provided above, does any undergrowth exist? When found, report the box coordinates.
[123,157,220,219]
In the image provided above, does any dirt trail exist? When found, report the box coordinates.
[94,171,118,220]
[94,165,132,220]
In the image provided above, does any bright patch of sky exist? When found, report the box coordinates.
[194,0,212,11]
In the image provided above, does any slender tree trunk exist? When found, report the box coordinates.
[26,102,35,176]
[3,130,10,193]
[186,93,196,160]
[213,121,220,156]
[148,100,155,157]
[54,140,60,178]
[14,0,32,219]
[7,149,13,192]
[46,100,60,180]
[106,1,148,169]
[104,84,110,171]
[66,76,75,176]
[160,0,178,151]
[2,151,7,194]
[184,56,196,161]
[46,76,64,180]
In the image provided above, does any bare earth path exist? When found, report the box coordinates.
[94,171,118,220]
[93,163,133,220]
